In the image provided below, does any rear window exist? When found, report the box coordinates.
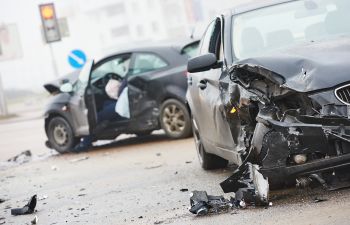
[181,41,200,58]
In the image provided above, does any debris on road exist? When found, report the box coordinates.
[38,195,48,201]
[190,163,270,216]
[51,165,59,171]
[70,156,89,163]
[7,150,32,164]
[145,164,162,169]
[185,161,192,164]
[180,188,188,192]
[0,198,6,204]
[31,215,38,224]
[11,195,37,216]
[314,197,328,203]
[220,163,269,206]
[189,191,234,215]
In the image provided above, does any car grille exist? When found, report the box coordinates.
[335,84,350,105]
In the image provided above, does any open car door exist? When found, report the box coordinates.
[68,60,97,136]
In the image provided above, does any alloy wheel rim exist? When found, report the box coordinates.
[53,124,68,146]
[162,104,185,135]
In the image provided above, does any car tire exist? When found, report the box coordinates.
[160,99,192,139]
[192,118,228,170]
[47,117,79,154]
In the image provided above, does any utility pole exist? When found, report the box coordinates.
[0,73,8,116]
[49,44,59,77]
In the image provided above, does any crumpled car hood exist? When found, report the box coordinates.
[234,36,350,93]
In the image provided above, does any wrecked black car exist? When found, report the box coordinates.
[187,0,350,200]
[44,41,199,153]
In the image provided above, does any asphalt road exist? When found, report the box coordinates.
[1,118,350,225]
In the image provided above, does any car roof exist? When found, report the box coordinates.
[98,39,199,62]
[231,0,296,15]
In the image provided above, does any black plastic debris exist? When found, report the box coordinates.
[189,191,234,215]
[11,195,37,216]
[314,197,327,203]
[7,150,32,164]
[180,188,189,192]
[220,163,269,206]
[0,198,5,204]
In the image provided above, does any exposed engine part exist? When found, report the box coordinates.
[296,174,328,189]
[309,174,328,189]
[296,177,312,189]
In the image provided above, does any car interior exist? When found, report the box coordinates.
[90,54,131,113]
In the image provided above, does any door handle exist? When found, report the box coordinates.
[197,80,207,90]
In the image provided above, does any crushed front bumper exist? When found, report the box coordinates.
[258,115,350,184]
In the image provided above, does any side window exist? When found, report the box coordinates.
[91,54,131,82]
[129,53,168,75]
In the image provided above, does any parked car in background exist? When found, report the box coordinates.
[44,40,199,153]
[187,0,350,192]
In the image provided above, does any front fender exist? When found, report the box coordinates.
[44,103,77,136]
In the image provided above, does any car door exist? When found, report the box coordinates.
[68,60,94,136]
[189,18,236,159]
[127,52,169,121]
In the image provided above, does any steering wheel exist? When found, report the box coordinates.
[105,72,123,82]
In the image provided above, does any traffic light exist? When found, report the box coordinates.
[39,3,61,43]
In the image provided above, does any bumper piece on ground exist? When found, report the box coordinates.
[220,163,269,206]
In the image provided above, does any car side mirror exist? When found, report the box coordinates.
[187,53,220,73]
[60,82,73,93]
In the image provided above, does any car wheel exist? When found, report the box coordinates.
[47,117,79,154]
[192,118,228,170]
[160,99,192,139]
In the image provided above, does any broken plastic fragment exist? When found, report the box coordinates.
[11,195,37,216]
[230,107,237,114]
[220,163,269,206]
[189,191,234,215]
[7,150,32,164]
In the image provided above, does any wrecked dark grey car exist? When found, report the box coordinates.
[187,0,350,203]
[44,41,199,153]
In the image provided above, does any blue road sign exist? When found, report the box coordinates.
[68,49,86,69]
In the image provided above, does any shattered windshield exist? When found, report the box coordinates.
[232,0,350,59]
